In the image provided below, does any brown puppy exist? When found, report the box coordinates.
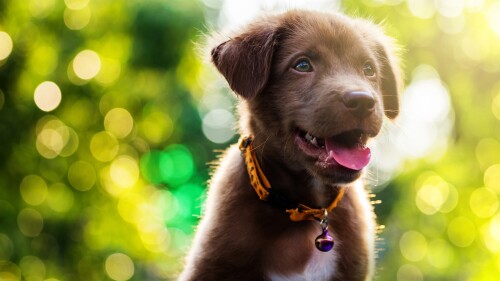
[180,10,401,281]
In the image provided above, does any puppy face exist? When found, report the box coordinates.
[212,11,401,184]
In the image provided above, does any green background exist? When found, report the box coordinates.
[1,0,499,280]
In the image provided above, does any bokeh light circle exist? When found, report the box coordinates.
[58,126,79,157]
[17,208,44,237]
[68,161,96,191]
[435,0,464,18]
[202,109,236,143]
[29,43,58,77]
[90,131,119,162]
[493,94,500,121]
[20,175,48,206]
[140,145,195,186]
[29,0,56,18]
[34,81,62,112]
[484,164,500,192]
[484,214,500,253]
[426,239,454,268]
[19,256,46,280]
[73,50,101,80]
[470,187,499,218]
[105,253,134,281]
[47,183,75,212]
[0,233,14,260]
[487,2,500,37]
[447,216,475,247]
[415,174,458,215]
[476,138,500,170]
[140,111,173,144]
[397,264,423,281]
[172,183,205,220]
[64,0,90,9]
[95,57,122,85]
[0,90,4,111]
[0,31,13,60]
[110,156,140,189]
[64,7,91,30]
[140,227,171,253]
[36,128,64,159]
[407,0,435,18]
[399,231,428,262]
[36,119,78,159]
[104,108,134,139]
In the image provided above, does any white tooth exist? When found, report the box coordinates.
[304,132,320,147]
[305,133,313,142]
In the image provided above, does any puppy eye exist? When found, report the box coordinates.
[293,59,313,72]
[363,63,375,77]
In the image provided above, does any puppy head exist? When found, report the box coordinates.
[211,11,403,184]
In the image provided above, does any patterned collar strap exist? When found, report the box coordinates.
[238,136,346,222]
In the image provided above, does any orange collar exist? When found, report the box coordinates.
[239,136,346,222]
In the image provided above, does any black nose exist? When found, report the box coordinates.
[342,91,375,119]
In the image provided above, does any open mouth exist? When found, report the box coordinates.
[295,129,371,171]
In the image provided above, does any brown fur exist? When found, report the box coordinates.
[180,10,401,281]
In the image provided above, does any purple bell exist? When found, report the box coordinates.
[315,228,334,252]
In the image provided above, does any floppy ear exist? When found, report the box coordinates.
[377,40,402,119]
[211,23,278,99]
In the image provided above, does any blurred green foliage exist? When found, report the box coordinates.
[0,0,499,281]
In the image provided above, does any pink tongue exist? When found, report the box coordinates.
[325,139,371,170]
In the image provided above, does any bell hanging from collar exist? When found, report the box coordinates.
[314,211,334,252]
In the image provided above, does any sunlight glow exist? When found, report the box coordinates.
[397,65,452,159]
[370,65,453,187]
[487,2,500,37]
[435,0,464,18]
[218,0,340,28]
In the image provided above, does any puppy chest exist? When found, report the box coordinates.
[267,250,338,281]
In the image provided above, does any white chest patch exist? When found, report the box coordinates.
[268,250,338,281]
